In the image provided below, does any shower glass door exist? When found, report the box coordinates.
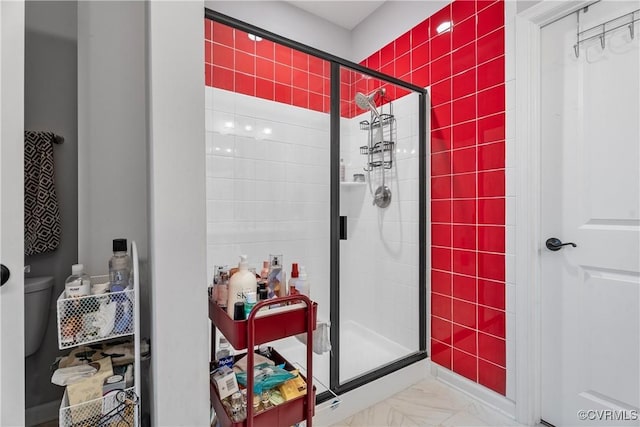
[337,66,423,385]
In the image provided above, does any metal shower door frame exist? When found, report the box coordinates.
[205,8,429,401]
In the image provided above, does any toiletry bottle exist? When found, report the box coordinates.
[297,265,310,297]
[216,337,234,370]
[109,238,131,292]
[260,261,269,283]
[244,291,257,318]
[233,301,245,320]
[340,158,346,182]
[258,283,268,301]
[65,264,91,298]
[226,255,258,317]
[267,254,283,300]
[215,269,229,309]
[288,263,299,295]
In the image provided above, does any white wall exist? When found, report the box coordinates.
[351,0,448,61]
[148,1,209,425]
[205,87,331,321]
[77,1,147,278]
[206,0,352,59]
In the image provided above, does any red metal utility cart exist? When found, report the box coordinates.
[210,295,317,427]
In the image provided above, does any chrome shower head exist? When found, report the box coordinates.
[355,90,382,119]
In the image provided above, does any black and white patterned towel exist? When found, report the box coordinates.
[24,131,63,256]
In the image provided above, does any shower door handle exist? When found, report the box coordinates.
[1,264,9,287]
[340,216,347,240]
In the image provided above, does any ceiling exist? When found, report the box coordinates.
[285,1,387,30]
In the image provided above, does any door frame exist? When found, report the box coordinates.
[0,0,26,425]
[513,1,595,425]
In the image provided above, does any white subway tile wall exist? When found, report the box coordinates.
[206,86,422,384]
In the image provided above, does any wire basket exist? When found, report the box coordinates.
[359,114,394,130]
[359,140,394,155]
[57,284,135,349]
[59,387,139,427]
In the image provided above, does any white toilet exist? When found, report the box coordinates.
[25,276,54,357]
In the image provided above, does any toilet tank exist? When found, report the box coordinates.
[25,276,54,357]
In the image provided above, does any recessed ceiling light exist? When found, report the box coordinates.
[245,125,253,131]
[224,121,234,128]
[263,128,272,135]
[248,34,263,42]
[436,21,451,34]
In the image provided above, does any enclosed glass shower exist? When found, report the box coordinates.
[204,10,427,400]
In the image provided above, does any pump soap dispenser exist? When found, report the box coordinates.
[226,255,258,317]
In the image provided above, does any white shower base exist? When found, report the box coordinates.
[338,320,412,382]
[274,319,412,394]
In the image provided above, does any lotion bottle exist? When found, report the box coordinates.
[227,255,258,317]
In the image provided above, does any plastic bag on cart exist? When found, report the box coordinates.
[235,362,295,393]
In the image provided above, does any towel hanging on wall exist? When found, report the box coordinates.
[24,131,63,256]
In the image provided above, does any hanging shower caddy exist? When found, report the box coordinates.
[359,112,396,171]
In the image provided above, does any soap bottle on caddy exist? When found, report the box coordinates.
[61,264,92,344]
[109,238,133,334]
[226,255,258,317]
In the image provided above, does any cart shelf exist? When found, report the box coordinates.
[209,298,317,350]
[210,349,315,427]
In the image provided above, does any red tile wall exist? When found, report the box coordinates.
[205,20,331,113]
[205,0,506,395]
[358,0,506,395]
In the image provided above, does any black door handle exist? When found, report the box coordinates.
[546,237,577,251]
[1,264,9,287]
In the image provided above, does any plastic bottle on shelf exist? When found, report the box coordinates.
[296,265,310,297]
[215,268,229,309]
[267,254,284,301]
[288,263,300,295]
[226,255,257,317]
[260,261,269,282]
[216,337,234,370]
[109,238,131,292]
[244,291,257,318]
[258,282,268,301]
[64,264,91,298]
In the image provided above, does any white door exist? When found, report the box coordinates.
[540,2,640,426]
[0,1,26,425]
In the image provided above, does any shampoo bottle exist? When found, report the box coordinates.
[226,255,258,317]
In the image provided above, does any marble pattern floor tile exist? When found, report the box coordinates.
[331,376,528,427]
